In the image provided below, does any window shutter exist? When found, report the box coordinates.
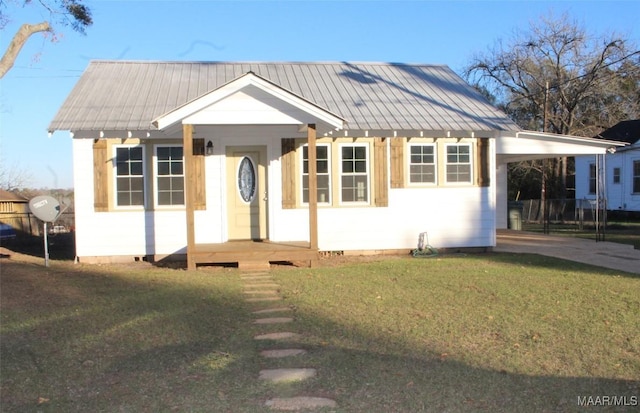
[193,153,206,210]
[281,138,296,209]
[374,137,388,207]
[477,138,490,187]
[93,140,109,212]
[390,138,405,188]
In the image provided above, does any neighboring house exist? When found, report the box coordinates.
[49,61,623,268]
[575,120,640,212]
[0,189,35,237]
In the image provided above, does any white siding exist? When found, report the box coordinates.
[576,147,640,212]
[73,139,188,258]
[73,128,498,261]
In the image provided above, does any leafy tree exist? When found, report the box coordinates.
[0,0,92,78]
[465,12,639,216]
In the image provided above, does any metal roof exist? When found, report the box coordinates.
[49,61,521,133]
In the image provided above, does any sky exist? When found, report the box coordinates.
[1,0,638,189]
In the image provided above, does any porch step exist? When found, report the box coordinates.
[238,260,271,271]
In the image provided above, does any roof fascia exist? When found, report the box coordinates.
[508,130,628,148]
[152,72,346,130]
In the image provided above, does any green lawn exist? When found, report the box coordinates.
[1,254,639,412]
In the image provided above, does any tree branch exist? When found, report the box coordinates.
[0,21,51,79]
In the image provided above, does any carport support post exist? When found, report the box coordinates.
[184,123,197,271]
[308,124,318,251]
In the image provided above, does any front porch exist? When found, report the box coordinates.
[192,240,319,270]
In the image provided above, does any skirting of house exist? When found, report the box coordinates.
[75,245,493,267]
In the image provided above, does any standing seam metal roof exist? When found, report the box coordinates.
[49,61,521,132]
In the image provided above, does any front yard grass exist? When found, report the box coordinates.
[1,253,639,412]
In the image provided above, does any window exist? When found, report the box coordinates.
[613,167,621,184]
[634,160,640,193]
[589,163,596,194]
[302,145,331,204]
[115,146,144,207]
[445,144,472,183]
[340,145,369,203]
[409,144,436,184]
[155,146,184,206]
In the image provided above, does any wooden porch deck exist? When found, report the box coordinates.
[192,240,318,269]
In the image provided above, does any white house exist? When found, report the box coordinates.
[49,61,623,269]
[575,120,640,213]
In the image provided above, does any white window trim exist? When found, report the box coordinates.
[113,144,147,210]
[300,143,332,206]
[407,143,438,186]
[338,143,370,205]
[153,144,185,209]
[444,143,473,185]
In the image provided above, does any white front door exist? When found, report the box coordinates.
[226,146,268,240]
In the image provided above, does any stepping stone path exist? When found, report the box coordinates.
[240,270,337,411]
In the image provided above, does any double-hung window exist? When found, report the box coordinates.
[340,145,369,203]
[613,167,621,184]
[409,144,437,184]
[155,146,185,206]
[445,144,472,183]
[589,163,596,194]
[302,144,331,204]
[633,160,640,193]
[115,146,145,207]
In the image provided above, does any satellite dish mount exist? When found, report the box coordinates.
[28,196,63,267]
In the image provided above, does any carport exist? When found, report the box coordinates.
[494,131,625,229]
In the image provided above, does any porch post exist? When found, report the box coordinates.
[307,124,319,250]
[183,123,196,270]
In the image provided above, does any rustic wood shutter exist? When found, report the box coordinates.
[93,139,109,212]
[374,137,388,207]
[390,138,405,188]
[477,138,490,187]
[281,138,296,209]
[192,139,206,210]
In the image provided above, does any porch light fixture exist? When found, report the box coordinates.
[206,140,214,155]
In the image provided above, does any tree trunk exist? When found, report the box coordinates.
[0,22,51,79]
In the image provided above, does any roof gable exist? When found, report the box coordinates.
[152,72,345,130]
[596,120,640,145]
[49,61,521,134]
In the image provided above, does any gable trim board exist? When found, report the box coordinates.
[50,61,625,266]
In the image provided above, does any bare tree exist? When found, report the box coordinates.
[0,159,33,190]
[465,12,639,215]
[0,0,92,78]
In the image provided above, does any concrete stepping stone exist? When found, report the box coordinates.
[265,396,337,410]
[243,290,280,295]
[254,332,300,340]
[241,274,272,280]
[260,349,307,358]
[253,317,294,324]
[259,368,316,383]
[244,280,280,288]
[246,296,282,302]
[252,307,291,314]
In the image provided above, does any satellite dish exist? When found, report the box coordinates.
[29,195,61,223]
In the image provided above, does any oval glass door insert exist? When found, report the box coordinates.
[238,156,256,202]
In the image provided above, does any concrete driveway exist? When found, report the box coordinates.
[495,229,640,275]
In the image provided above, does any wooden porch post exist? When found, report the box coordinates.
[183,124,197,270]
[307,124,319,251]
